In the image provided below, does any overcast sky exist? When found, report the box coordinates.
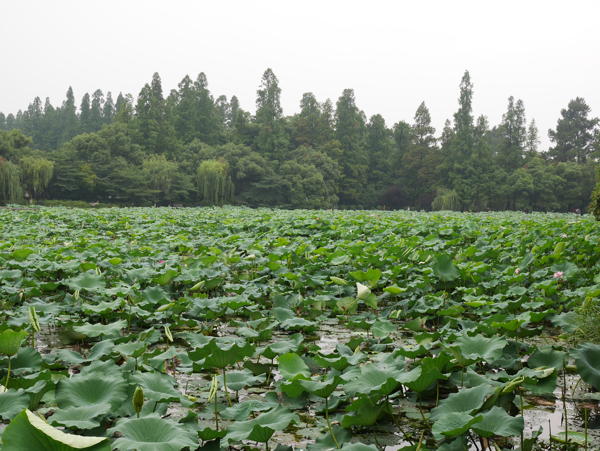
[2,0,599,150]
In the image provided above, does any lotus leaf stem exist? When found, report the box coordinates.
[325,396,340,449]
[4,357,11,388]
[222,369,232,407]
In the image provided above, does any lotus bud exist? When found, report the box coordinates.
[133,386,144,417]
[190,281,205,292]
[207,375,218,403]
[29,306,41,333]
[164,325,173,343]
[356,282,371,300]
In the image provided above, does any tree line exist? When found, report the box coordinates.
[1,69,599,211]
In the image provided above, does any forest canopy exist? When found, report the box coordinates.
[1,69,598,211]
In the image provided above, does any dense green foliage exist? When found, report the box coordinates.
[1,207,600,449]
[589,167,600,220]
[1,70,599,210]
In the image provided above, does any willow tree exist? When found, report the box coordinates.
[19,156,54,201]
[196,159,234,206]
[142,154,179,205]
[0,158,23,204]
[431,188,461,211]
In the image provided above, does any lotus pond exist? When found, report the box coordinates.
[1,207,600,450]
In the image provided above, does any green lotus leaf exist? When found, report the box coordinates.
[472,406,524,437]
[108,415,198,451]
[523,375,557,395]
[551,311,578,333]
[11,375,51,410]
[299,375,344,398]
[313,352,363,371]
[218,369,264,391]
[280,316,317,330]
[66,272,105,291]
[197,426,227,441]
[432,254,460,281]
[53,349,86,365]
[432,412,483,440]
[131,372,181,403]
[436,437,468,451]
[330,255,350,265]
[56,325,88,345]
[78,359,121,377]
[399,355,449,393]
[0,269,22,279]
[350,269,381,284]
[517,367,557,395]
[179,332,212,348]
[343,363,400,397]
[527,347,566,371]
[223,405,297,444]
[81,299,124,315]
[278,353,311,380]
[574,343,600,390]
[49,404,111,430]
[272,307,295,322]
[279,379,306,398]
[147,347,179,369]
[336,297,358,313]
[0,388,30,420]
[155,269,179,286]
[430,384,495,421]
[10,248,34,261]
[114,341,147,358]
[72,320,127,338]
[0,329,29,356]
[340,395,383,428]
[307,425,352,450]
[2,409,110,450]
[221,399,278,421]
[11,347,44,374]
[455,334,507,363]
[550,261,579,279]
[56,373,127,411]
[371,319,395,339]
[260,334,303,360]
[142,286,169,304]
[189,339,255,369]
[53,340,115,366]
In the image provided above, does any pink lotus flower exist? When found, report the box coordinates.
[158,260,166,264]
[514,268,521,275]
[553,271,564,279]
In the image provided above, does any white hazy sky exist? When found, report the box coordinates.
[2,0,599,150]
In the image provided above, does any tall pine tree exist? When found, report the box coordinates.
[548,97,599,163]
[335,88,368,207]
[255,68,288,160]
